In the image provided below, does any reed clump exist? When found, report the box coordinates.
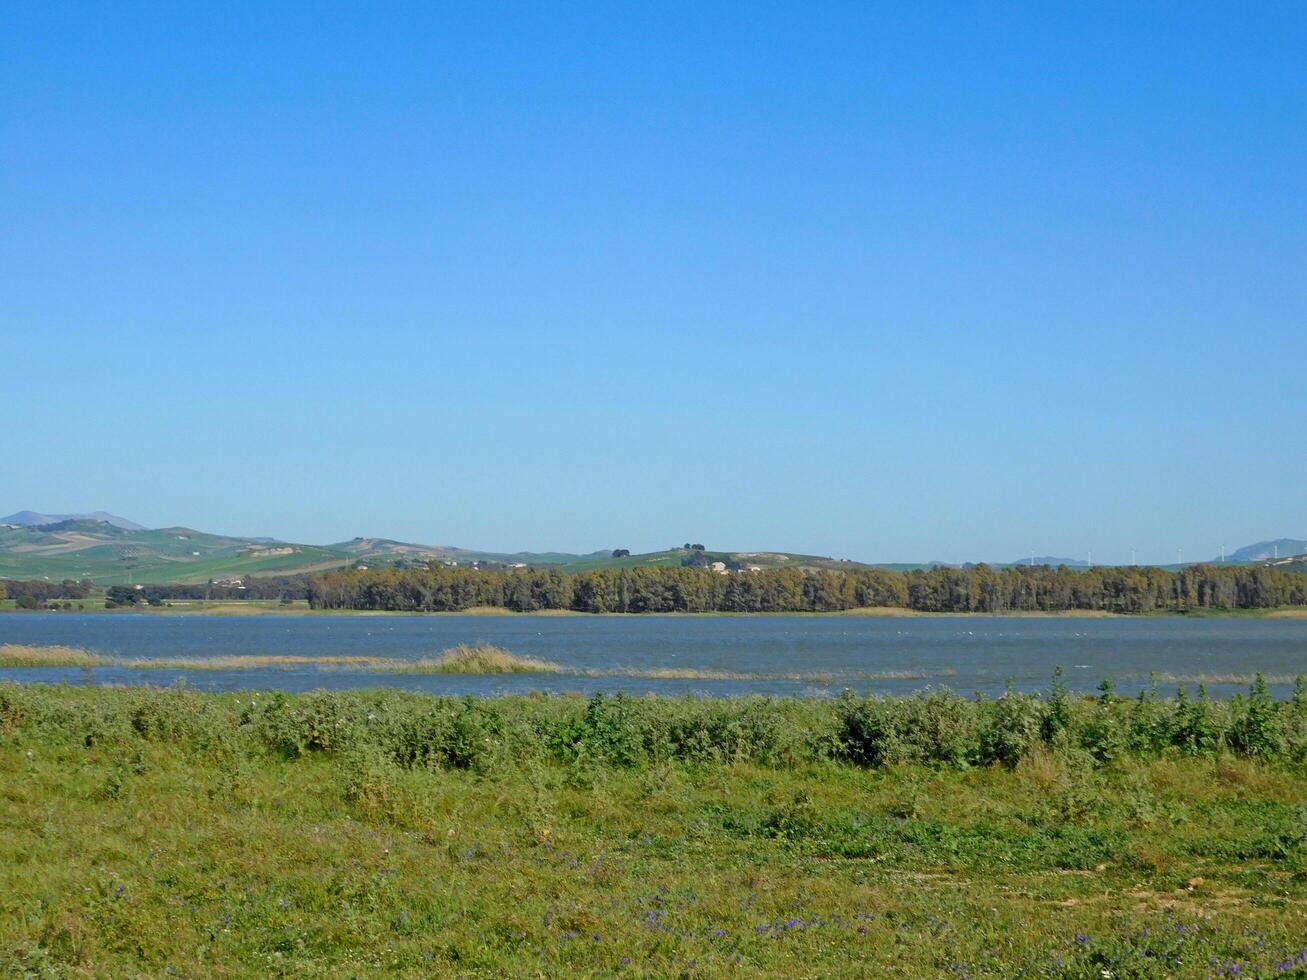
[125,655,389,670]
[401,643,562,674]
[0,644,108,668]
[0,644,562,675]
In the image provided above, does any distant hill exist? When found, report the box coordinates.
[2,510,144,531]
[0,517,879,586]
[1224,539,1307,563]
[10,512,1306,586]
[0,520,350,586]
[1008,556,1086,567]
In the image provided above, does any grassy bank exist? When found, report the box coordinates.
[1,684,1306,977]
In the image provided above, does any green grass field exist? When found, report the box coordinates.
[0,545,348,586]
[1,684,1305,977]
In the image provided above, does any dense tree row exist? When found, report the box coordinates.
[133,576,311,602]
[0,579,93,602]
[1,576,309,605]
[307,562,1307,614]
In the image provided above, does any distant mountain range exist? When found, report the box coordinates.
[1222,539,1307,563]
[2,510,145,531]
[1009,556,1087,567]
[1,509,1302,585]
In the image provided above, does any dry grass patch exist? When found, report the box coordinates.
[401,643,562,674]
[125,655,389,670]
[1146,671,1303,685]
[450,605,516,616]
[0,645,108,668]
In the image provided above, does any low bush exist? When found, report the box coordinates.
[2,675,1306,775]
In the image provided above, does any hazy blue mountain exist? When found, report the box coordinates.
[1008,556,1086,567]
[1,510,145,531]
[1226,539,1307,562]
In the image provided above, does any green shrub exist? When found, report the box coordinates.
[1043,666,1073,745]
[128,688,234,750]
[836,688,981,767]
[551,693,645,768]
[1227,675,1287,760]
[1286,677,1307,765]
[1127,675,1175,755]
[981,685,1047,767]
[4,680,1306,780]
[1171,684,1224,756]
[1078,680,1129,764]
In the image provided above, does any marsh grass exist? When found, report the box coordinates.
[398,643,562,674]
[0,643,561,675]
[0,643,953,682]
[125,654,390,670]
[0,644,108,667]
[574,667,942,682]
[1141,671,1305,685]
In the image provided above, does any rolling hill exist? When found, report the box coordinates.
[1224,539,1307,563]
[0,521,350,585]
[9,508,1298,586]
[1,510,144,531]
[0,514,879,585]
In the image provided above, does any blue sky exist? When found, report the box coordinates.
[3,2,1304,563]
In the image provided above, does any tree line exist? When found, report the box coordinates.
[1,576,310,606]
[0,579,94,602]
[306,562,1307,614]
[128,577,311,602]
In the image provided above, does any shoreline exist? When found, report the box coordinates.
[3,602,1306,619]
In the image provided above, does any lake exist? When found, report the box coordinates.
[2,612,1305,698]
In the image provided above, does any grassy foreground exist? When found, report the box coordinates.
[1,684,1306,978]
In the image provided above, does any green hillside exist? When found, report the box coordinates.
[0,521,880,585]
[0,521,351,585]
[541,547,876,573]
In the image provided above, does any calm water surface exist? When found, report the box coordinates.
[2,613,1305,698]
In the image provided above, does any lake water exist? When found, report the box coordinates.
[2,613,1306,698]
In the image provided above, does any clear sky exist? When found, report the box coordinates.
[3,3,1304,564]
